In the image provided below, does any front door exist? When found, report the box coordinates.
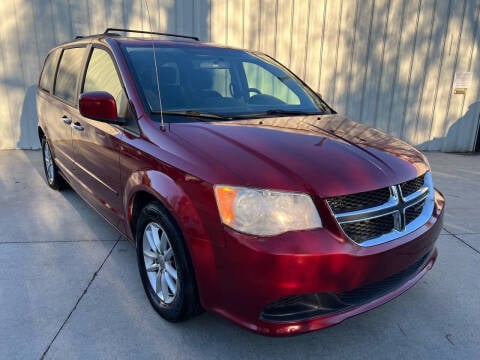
[71,47,129,230]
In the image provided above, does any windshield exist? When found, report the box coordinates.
[122,44,332,120]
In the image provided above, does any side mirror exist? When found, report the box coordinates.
[79,91,124,124]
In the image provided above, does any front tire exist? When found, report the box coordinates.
[136,201,201,322]
[41,137,66,190]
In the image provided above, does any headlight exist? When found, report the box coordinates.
[214,185,322,236]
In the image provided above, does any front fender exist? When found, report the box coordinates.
[123,169,224,310]
[123,169,210,241]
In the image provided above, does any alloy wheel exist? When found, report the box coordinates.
[143,222,178,304]
[43,141,54,184]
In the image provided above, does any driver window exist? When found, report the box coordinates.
[242,62,300,104]
[83,48,128,117]
[210,68,232,97]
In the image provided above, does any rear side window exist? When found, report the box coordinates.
[39,49,59,92]
[83,48,128,117]
[54,47,85,104]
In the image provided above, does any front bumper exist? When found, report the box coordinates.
[208,189,444,335]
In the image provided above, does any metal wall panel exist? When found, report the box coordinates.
[0,0,478,151]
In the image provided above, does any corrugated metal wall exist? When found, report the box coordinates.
[0,0,479,151]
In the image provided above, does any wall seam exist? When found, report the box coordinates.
[359,0,376,122]
[331,0,343,106]
[302,0,312,80]
[413,0,436,146]
[459,1,480,117]
[317,0,327,91]
[373,0,391,129]
[387,0,407,134]
[12,0,30,148]
[401,0,422,140]
[440,0,467,150]
[288,0,295,67]
[427,0,453,149]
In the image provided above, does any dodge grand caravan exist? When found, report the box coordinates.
[37,28,444,335]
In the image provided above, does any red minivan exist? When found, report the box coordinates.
[37,29,444,335]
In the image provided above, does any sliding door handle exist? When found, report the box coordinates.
[72,122,84,131]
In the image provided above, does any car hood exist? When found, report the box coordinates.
[169,114,429,198]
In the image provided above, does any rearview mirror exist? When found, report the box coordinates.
[79,91,124,124]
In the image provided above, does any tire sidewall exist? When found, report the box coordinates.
[41,137,59,189]
[136,202,192,322]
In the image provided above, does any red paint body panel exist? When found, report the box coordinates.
[37,36,445,335]
[71,117,124,230]
[209,191,443,335]
[170,115,429,196]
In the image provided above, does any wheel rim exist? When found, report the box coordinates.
[143,222,178,304]
[43,142,54,184]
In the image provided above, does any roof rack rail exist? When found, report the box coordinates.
[75,33,121,40]
[104,28,199,41]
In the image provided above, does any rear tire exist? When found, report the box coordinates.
[136,201,202,322]
[41,137,66,190]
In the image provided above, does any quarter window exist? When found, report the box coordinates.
[54,47,85,104]
[39,49,59,92]
[83,48,128,117]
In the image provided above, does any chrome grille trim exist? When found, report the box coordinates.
[327,172,435,247]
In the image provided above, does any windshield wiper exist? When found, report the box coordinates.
[264,109,322,116]
[232,109,322,119]
[151,110,231,120]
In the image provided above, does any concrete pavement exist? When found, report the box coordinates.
[0,150,479,359]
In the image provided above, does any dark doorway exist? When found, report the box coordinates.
[476,114,480,152]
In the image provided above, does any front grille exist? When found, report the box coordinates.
[326,187,391,213]
[341,215,395,243]
[326,173,433,246]
[400,174,425,197]
[406,199,426,224]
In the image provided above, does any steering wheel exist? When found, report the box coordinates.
[248,87,261,95]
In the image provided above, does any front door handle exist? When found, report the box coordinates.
[72,122,84,131]
[61,116,72,125]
